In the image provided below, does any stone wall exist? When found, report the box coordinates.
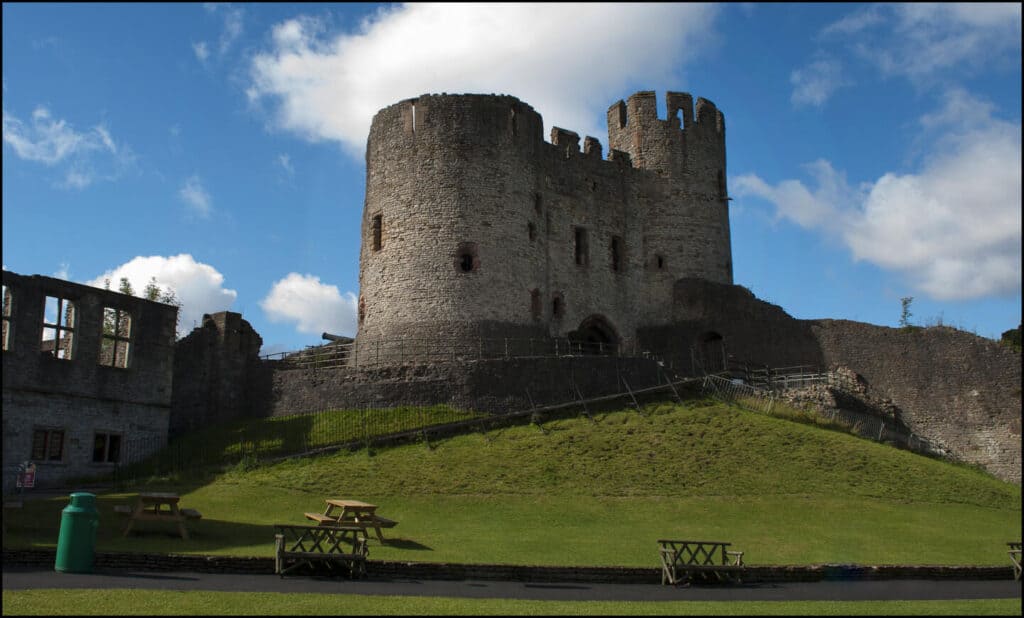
[170,312,263,438]
[1,270,177,493]
[811,321,1021,483]
[256,356,665,418]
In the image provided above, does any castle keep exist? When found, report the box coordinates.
[357,91,732,355]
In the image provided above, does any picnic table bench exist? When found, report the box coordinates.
[1009,542,1022,581]
[658,539,745,585]
[304,499,398,543]
[274,523,368,578]
[122,493,195,540]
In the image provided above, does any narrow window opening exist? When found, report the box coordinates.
[530,289,541,321]
[528,222,537,241]
[574,227,589,266]
[552,293,565,319]
[611,236,623,272]
[372,214,383,251]
[100,307,132,368]
[455,242,479,273]
[411,102,416,134]
[31,428,65,462]
[358,296,366,325]
[42,296,76,360]
[92,432,122,463]
[2,284,11,352]
[534,193,542,214]
[656,255,665,270]
[460,253,474,272]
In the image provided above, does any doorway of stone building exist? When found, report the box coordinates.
[568,315,619,355]
[696,331,726,373]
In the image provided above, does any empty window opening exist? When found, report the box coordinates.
[611,236,623,272]
[574,227,589,266]
[552,293,565,319]
[358,296,366,325]
[32,428,65,462]
[528,222,537,241]
[92,432,122,464]
[42,296,76,360]
[530,289,541,321]
[454,242,479,273]
[100,307,132,368]
[656,255,666,270]
[2,284,11,352]
[372,214,383,251]
[534,193,542,214]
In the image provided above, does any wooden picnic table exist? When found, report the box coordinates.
[304,499,397,543]
[1009,542,1022,581]
[658,539,745,585]
[123,492,190,540]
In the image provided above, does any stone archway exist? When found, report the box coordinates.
[568,315,619,355]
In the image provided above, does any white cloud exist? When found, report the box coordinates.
[790,58,851,107]
[179,175,213,218]
[86,254,238,337]
[277,153,294,176]
[823,3,1021,80]
[260,273,358,337]
[2,105,133,188]
[733,93,1021,301]
[53,262,71,280]
[193,41,210,63]
[247,3,720,156]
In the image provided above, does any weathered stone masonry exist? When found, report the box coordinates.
[1,271,177,492]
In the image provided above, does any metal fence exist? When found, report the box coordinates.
[261,336,645,371]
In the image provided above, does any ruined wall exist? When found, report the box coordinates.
[357,91,730,359]
[256,356,665,418]
[170,311,263,438]
[811,320,1021,483]
[1,270,177,492]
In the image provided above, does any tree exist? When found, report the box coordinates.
[899,297,914,328]
[1000,323,1021,352]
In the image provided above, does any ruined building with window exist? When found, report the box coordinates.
[1,271,178,493]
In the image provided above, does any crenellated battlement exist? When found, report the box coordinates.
[607,91,724,135]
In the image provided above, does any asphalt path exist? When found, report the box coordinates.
[3,565,1021,602]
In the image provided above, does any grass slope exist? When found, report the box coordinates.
[5,400,1020,567]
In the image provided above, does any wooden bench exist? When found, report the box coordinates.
[1009,542,1022,582]
[117,504,201,520]
[274,524,368,578]
[303,512,336,525]
[658,539,745,585]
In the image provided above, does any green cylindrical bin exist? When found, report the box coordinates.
[54,492,99,573]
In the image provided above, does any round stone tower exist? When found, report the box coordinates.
[356,91,732,363]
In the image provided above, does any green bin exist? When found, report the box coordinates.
[54,492,99,573]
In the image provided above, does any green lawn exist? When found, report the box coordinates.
[2,590,1020,616]
[5,401,1019,567]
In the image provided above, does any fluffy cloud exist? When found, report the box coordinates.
[2,105,133,188]
[260,273,358,337]
[790,58,850,107]
[247,3,719,156]
[822,3,1021,80]
[179,175,213,218]
[733,93,1021,301]
[86,254,238,337]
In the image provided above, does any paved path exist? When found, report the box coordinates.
[3,565,1020,602]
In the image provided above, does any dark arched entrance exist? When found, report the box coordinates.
[568,315,619,355]
[695,331,726,373]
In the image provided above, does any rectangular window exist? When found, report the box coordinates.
[31,428,65,462]
[611,236,623,272]
[100,307,132,368]
[2,284,11,352]
[92,432,122,463]
[574,227,589,266]
[42,296,76,360]
[372,214,383,251]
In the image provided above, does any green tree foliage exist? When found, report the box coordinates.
[1000,323,1021,352]
[899,296,914,328]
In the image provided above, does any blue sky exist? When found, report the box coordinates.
[3,3,1021,355]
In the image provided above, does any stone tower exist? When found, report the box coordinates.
[356,91,731,361]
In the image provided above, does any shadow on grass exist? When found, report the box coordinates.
[382,539,432,551]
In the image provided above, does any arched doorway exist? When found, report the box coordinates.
[696,331,726,373]
[568,315,619,355]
